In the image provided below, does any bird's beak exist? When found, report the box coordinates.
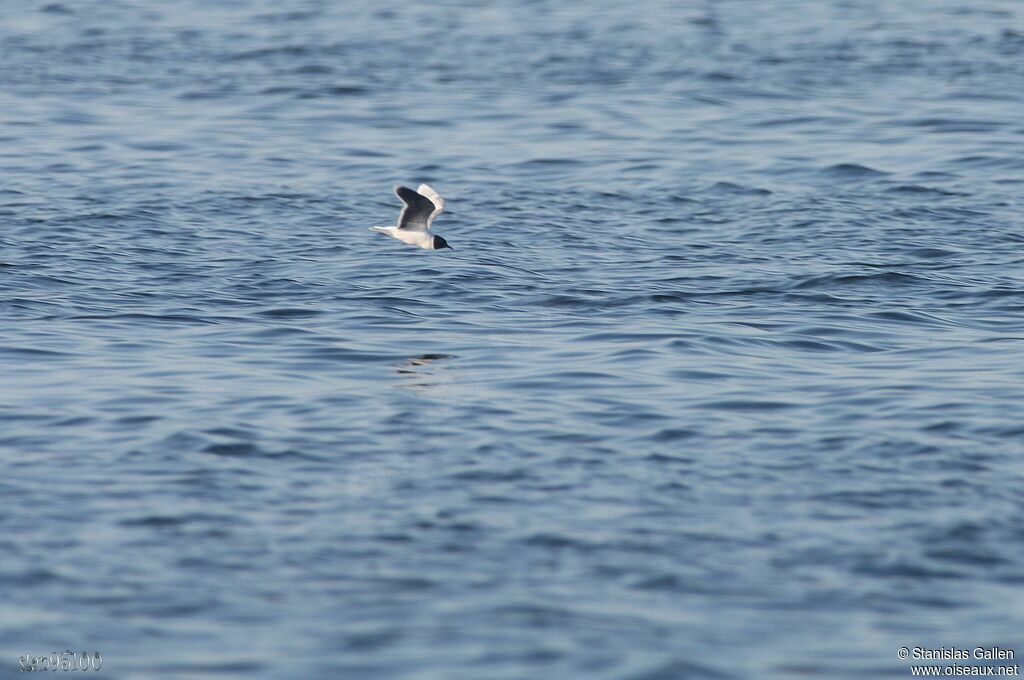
[446,244,454,249]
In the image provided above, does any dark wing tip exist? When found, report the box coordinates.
[394,185,422,204]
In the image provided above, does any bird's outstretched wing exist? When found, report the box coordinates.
[416,184,445,226]
[395,185,437,232]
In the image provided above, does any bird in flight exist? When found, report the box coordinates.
[370,184,452,250]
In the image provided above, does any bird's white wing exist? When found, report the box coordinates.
[416,184,445,228]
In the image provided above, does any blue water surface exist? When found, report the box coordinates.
[2,1,1024,678]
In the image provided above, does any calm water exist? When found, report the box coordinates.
[3,1,1024,678]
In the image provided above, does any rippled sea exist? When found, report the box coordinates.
[3,1,1024,678]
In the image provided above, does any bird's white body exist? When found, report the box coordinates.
[369,226,434,249]
[370,184,452,250]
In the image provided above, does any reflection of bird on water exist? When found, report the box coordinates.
[396,353,455,373]
[394,354,457,392]
[404,353,454,369]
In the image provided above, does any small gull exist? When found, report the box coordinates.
[370,184,452,250]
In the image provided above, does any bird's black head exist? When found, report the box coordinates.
[433,235,453,250]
